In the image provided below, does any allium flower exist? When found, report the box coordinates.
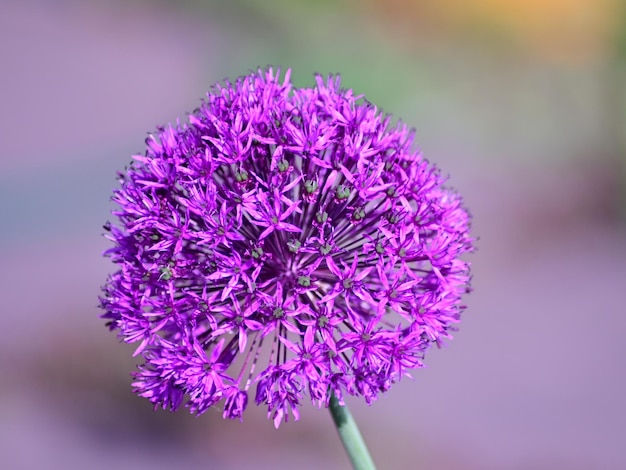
[100,68,473,427]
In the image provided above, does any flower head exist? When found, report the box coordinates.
[100,68,473,426]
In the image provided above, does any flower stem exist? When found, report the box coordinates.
[329,393,377,470]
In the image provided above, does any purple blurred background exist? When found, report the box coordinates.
[1,1,625,469]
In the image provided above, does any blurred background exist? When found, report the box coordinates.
[1,0,625,469]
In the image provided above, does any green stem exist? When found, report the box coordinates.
[328,393,377,470]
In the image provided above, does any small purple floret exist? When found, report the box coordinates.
[100,68,473,427]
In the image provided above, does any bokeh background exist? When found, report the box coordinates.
[1,0,625,469]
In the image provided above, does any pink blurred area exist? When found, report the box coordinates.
[1,1,625,469]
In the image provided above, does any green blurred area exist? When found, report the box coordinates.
[159,0,430,108]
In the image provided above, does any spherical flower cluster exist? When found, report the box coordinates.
[100,68,473,427]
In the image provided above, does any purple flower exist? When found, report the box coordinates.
[100,68,473,427]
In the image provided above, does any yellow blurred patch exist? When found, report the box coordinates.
[363,0,622,62]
